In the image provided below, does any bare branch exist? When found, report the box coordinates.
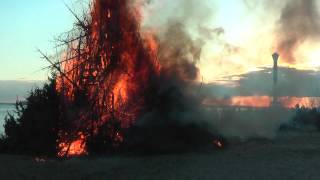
[64,2,88,30]
[38,49,79,88]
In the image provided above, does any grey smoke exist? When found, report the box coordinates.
[276,0,320,63]
[141,0,215,85]
[133,0,295,140]
[209,108,293,139]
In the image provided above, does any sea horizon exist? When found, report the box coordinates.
[0,102,16,105]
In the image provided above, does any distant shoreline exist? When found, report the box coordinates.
[0,103,15,105]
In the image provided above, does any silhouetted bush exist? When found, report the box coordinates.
[294,107,320,125]
[86,119,123,155]
[0,76,61,156]
[281,106,320,131]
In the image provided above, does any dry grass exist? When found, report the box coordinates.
[1,131,320,180]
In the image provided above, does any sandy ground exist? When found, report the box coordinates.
[1,131,320,180]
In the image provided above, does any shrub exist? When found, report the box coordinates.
[0,77,61,156]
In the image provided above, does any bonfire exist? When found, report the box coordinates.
[47,0,213,157]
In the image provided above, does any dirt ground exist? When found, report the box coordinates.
[1,131,320,180]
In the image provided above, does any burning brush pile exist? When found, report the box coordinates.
[0,0,222,157]
[0,0,223,157]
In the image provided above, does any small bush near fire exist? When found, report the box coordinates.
[0,76,61,156]
[283,107,320,130]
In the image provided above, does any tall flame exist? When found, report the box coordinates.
[56,0,160,157]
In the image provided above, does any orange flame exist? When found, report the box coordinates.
[58,132,87,157]
[55,0,160,156]
[203,96,320,109]
[213,139,223,148]
[231,96,271,108]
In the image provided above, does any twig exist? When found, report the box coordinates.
[38,49,79,88]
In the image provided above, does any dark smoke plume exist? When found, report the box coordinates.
[276,0,320,63]
[135,0,294,142]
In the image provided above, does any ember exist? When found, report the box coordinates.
[213,139,223,148]
[58,132,87,157]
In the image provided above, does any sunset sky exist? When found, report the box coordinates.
[0,0,320,82]
[0,0,78,80]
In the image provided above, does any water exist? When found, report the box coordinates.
[0,103,15,135]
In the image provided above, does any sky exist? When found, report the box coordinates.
[0,0,320,83]
[0,0,83,80]
[0,0,262,81]
[0,0,320,102]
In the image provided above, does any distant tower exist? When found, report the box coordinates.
[272,52,279,106]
